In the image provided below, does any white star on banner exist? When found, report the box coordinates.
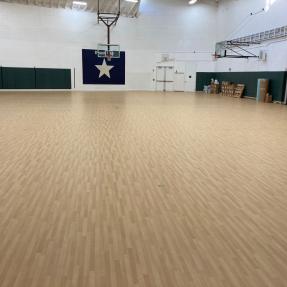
[95,59,114,78]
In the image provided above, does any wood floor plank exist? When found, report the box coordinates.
[0,91,287,287]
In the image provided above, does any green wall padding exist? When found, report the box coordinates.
[0,67,3,89]
[196,71,287,102]
[2,67,35,89]
[283,72,287,101]
[35,68,71,89]
[0,67,71,90]
[196,72,216,92]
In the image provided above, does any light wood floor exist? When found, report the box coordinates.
[1,91,287,287]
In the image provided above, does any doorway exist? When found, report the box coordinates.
[155,66,174,92]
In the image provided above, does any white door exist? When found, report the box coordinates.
[165,67,174,91]
[174,72,185,92]
[155,66,174,91]
[184,63,197,92]
[156,67,164,91]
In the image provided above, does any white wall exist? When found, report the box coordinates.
[0,0,286,90]
[215,0,287,72]
[0,0,217,91]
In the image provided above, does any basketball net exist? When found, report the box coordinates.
[106,52,113,62]
[212,54,218,61]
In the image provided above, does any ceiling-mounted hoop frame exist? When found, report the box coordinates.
[97,0,121,47]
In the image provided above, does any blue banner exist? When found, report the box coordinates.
[82,49,125,85]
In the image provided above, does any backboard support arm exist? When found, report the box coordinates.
[97,0,121,46]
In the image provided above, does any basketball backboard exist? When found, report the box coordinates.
[96,43,121,60]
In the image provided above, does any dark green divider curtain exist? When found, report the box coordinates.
[2,67,35,89]
[0,67,71,90]
[0,67,3,89]
[36,68,71,89]
[196,72,216,92]
[283,72,287,101]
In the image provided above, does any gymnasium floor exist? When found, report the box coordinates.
[1,91,287,287]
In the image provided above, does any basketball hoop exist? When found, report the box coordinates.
[212,54,218,61]
[97,44,120,59]
[106,52,113,62]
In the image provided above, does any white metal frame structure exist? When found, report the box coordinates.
[215,25,287,59]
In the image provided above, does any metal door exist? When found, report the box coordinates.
[156,66,174,92]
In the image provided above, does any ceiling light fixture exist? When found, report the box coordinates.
[189,0,198,5]
[72,1,87,6]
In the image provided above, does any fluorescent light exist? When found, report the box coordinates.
[125,0,139,3]
[73,1,87,6]
[189,0,198,5]
[265,0,277,11]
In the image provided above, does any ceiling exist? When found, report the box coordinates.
[0,0,222,17]
[0,0,141,17]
